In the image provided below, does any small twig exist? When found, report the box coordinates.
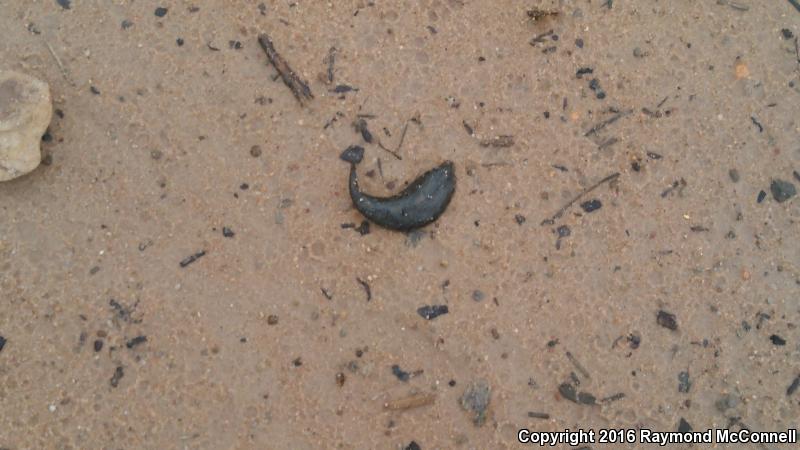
[383,392,436,411]
[356,277,372,301]
[530,29,554,45]
[179,251,206,268]
[377,119,409,160]
[541,173,620,225]
[324,46,336,84]
[377,141,402,160]
[584,109,633,136]
[257,33,313,105]
[597,137,618,150]
[717,0,749,11]
[45,41,75,86]
[566,351,591,380]
[527,411,551,419]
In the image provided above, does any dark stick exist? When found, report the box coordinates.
[377,141,403,160]
[377,120,408,160]
[325,46,336,83]
[788,0,800,12]
[258,34,313,105]
[541,173,620,225]
[584,109,633,136]
[179,250,206,268]
[356,277,372,301]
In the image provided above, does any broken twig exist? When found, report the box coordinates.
[541,173,620,225]
[258,34,313,105]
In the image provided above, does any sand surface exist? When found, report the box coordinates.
[1,1,799,449]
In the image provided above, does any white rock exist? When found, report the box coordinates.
[0,70,52,181]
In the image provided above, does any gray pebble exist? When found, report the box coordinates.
[770,179,796,203]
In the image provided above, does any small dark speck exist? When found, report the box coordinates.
[756,190,767,203]
[121,19,133,29]
[0,335,6,353]
[448,379,456,387]
[770,334,786,346]
[154,7,168,17]
[90,86,100,95]
[93,340,103,352]
[240,183,249,190]
[222,227,235,238]
[56,0,71,10]
[292,357,303,367]
[472,290,485,302]
[557,225,571,238]
[781,29,794,39]
[229,40,243,50]
[176,38,184,46]
[405,442,421,450]
[514,214,526,225]
[657,310,678,330]
[575,38,584,48]
[580,199,602,213]
[126,335,148,349]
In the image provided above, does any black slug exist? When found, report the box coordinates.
[340,146,455,231]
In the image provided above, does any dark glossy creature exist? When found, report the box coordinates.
[341,148,455,230]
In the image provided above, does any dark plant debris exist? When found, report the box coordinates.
[678,371,692,393]
[257,34,313,105]
[657,310,678,331]
[527,411,550,419]
[126,335,148,349]
[417,305,448,320]
[541,173,619,225]
[479,135,514,148]
[110,366,124,387]
[180,250,206,268]
[787,375,800,396]
[356,278,372,301]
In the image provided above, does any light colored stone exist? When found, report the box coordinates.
[0,70,52,181]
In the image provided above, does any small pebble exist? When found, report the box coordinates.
[580,199,602,213]
[250,145,262,157]
[728,169,740,183]
[557,225,571,237]
[757,190,767,203]
[514,214,526,225]
[471,290,485,302]
[657,310,678,330]
[267,315,279,325]
[121,19,133,29]
[405,442,421,450]
[417,305,448,320]
[781,28,794,39]
[93,340,103,352]
[176,38,184,46]
[575,38,584,48]
[0,335,6,353]
[154,7,168,17]
[770,179,796,203]
[677,418,692,433]
[222,227,235,238]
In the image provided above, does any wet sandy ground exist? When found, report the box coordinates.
[1,1,799,449]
